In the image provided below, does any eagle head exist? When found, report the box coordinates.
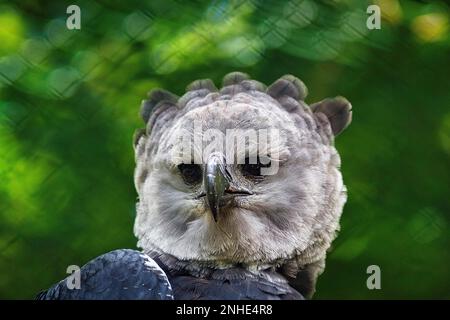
[133,72,352,278]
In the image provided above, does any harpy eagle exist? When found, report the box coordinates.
[38,72,352,300]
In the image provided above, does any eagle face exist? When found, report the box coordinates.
[133,73,352,271]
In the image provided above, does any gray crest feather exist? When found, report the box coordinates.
[311,96,352,136]
[186,78,218,92]
[135,73,352,164]
[267,75,308,101]
[222,71,250,86]
[140,88,178,123]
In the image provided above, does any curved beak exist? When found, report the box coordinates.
[204,153,231,222]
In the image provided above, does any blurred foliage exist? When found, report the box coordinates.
[0,0,449,299]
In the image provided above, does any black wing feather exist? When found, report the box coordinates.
[170,275,304,300]
[37,249,173,300]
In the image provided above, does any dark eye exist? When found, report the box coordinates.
[178,163,202,185]
[241,156,270,178]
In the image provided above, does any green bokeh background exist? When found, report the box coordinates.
[0,0,449,299]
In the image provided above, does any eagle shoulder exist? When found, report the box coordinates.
[36,249,173,300]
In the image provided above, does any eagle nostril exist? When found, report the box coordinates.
[225,186,253,195]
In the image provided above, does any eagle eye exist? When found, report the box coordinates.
[241,156,270,178]
[178,163,202,185]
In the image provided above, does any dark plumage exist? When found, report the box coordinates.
[37,249,173,300]
[37,249,303,300]
[152,253,304,300]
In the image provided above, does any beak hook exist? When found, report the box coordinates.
[204,153,230,222]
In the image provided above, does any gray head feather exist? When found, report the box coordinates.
[133,72,352,284]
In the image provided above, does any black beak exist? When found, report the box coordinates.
[204,153,231,222]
